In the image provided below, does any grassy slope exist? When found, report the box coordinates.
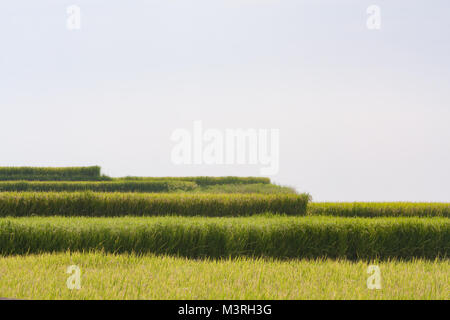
[0,252,448,299]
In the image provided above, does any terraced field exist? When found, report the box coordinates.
[308,202,450,218]
[0,216,448,259]
[0,192,309,217]
[0,166,448,300]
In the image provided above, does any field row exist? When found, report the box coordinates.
[0,253,448,299]
[0,181,290,194]
[0,180,197,193]
[0,166,271,185]
[0,166,105,181]
[0,192,309,217]
[308,202,450,218]
[0,192,449,217]
[114,176,271,186]
[0,216,448,259]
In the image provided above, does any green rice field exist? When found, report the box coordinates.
[0,166,448,300]
[0,192,309,217]
[0,216,448,259]
[308,202,450,218]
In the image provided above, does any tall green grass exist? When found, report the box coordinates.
[0,216,447,259]
[0,166,106,181]
[0,180,196,193]
[0,192,309,217]
[116,176,271,186]
[308,202,450,218]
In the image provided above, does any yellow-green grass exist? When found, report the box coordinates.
[0,216,448,259]
[0,180,197,193]
[0,252,447,299]
[0,192,309,217]
[308,202,450,218]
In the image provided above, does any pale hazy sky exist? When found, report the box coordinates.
[1,1,449,201]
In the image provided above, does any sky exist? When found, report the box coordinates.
[0,1,449,201]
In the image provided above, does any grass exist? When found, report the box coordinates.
[0,216,448,259]
[191,183,297,194]
[308,202,450,218]
[0,192,309,217]
[0,252,447,299]
[0,166,270,186]
[115,176,271,186]
[0,180,197,193]
[0,168,447,300]
[0,166,105,181]
[0,181,294,194]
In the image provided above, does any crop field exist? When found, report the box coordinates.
[0,166,107,181]
[0,192,309,217]
[190,183,297,194]
[308,202,450,218]
[0,166,448,300]
[0,253,448,300]
[0,180,197,193]
[0,216,448,259]
[114,176,271,186]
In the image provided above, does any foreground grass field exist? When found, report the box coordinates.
[1,216,448,259]
[0,252,447,300]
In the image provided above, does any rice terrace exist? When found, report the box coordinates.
[0,166,447,300]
